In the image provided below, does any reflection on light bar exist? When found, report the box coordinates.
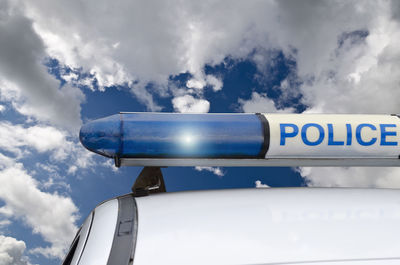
[80,113,400,167]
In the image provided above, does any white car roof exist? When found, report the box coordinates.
[66,188,400,265]
[133,188,400,265]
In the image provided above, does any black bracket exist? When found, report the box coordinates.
[114,157,121,167]
[131,167,166,196]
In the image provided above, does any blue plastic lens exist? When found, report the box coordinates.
[80,113,265,159]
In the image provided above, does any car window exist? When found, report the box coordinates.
[61,235,79,265]
[60,212,94,265]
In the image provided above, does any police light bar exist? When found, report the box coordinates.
[79,112,400,167]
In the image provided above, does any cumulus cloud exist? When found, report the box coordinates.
[300,7,400,114]
[172,95,210,113]
[239,92,295,113]
[0,1,84,131]
[102,159,119,173]
[205,75,223,92]
[186,75,223,92]
[3,0,395,117]
[195,166,224,177]
[298,167,400,188]
[0,121,95,174]
[27,1,259,85]
[4,0,393,120]
[186,78,206,90]
[0,122,68,156]
[0,157,79,259]
[287,2,400,187]
[0,235,31,265]
[19,0,278,109]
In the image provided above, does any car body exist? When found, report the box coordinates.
[61,187,400,265]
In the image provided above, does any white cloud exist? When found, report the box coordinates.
[5,0,394,120]
[0,105,5,113]
[0,220,11,228]
[300,10,400,114]
[206,75,223,92]
[0,121,96,175]
[186,78,206,90]
[195,166,224,177]
[0,154,14,170]
[0,235,31,265]
[172,95,210,113]
[286,3,400,188]
[67,165,77,175]
[255,180,270,188]
[239,92,295,113]
[25,0,262,89]
[186,75,223,92]
[102,159,119,173]
[0,0,393,119]
[16,0,278,109]
[0,2,84,131]
[0,158,79,259]
[0,122,68,156]
[298,167,400,189]
[40,177,71,192]
[35,163,59,174]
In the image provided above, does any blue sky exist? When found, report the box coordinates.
[1,1,400,265]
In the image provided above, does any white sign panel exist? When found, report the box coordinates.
[263,114,400,158]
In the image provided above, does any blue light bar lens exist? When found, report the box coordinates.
[79,114,121,157]
[80,113,265,159]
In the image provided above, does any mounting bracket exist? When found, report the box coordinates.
[131,167,166,196]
